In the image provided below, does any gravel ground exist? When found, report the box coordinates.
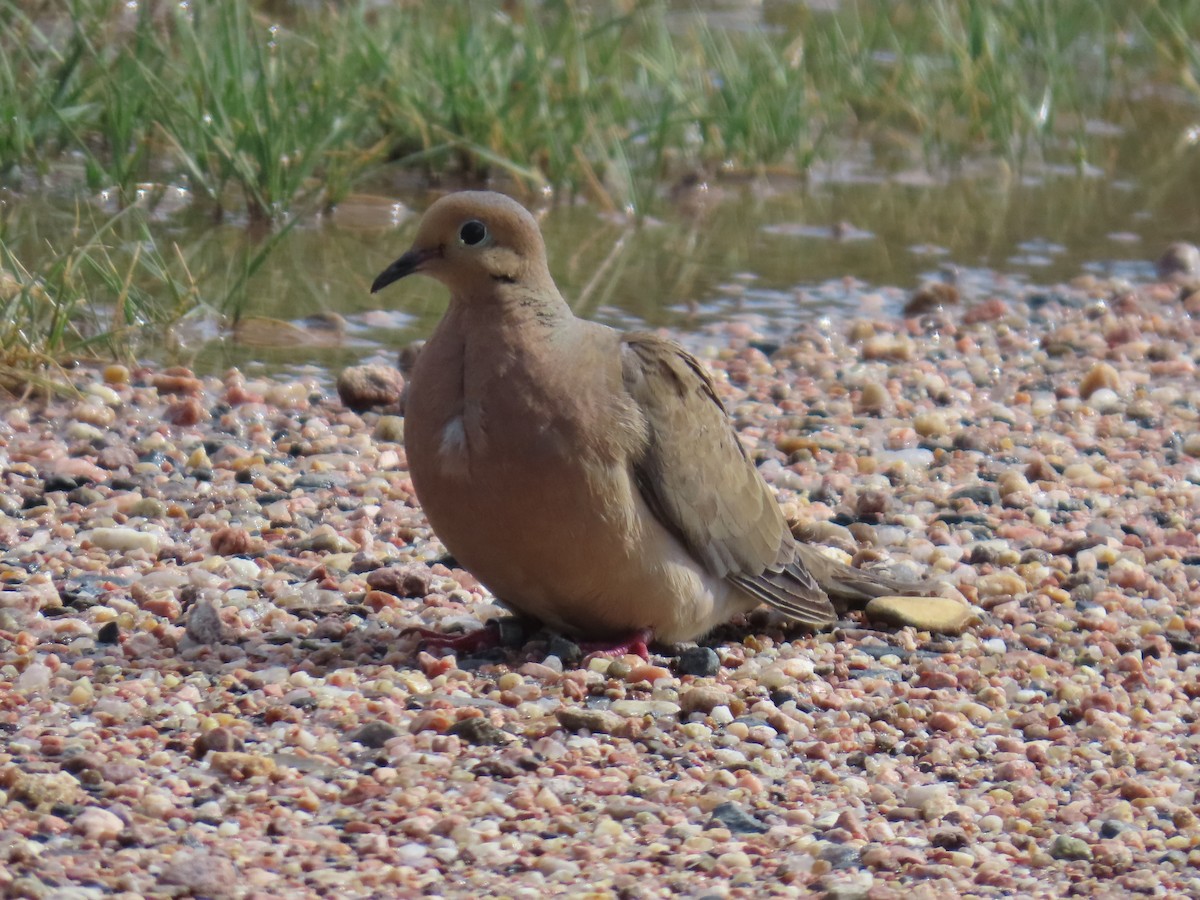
[1,268,1199,899]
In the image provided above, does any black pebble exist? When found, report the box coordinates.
[547,634,582,666]
[710,801,768,835]
[447,718,510,746]
[349,721,400,749]
[677,646,720,677]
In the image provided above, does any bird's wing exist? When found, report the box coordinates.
[619,333,836,628]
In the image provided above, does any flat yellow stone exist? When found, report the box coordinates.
[865,595,976,635]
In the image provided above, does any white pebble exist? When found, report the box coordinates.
[84,527,159,554]
[710,705,735,725]
[1085,387,1121,412]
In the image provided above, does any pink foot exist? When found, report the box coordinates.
[580,629,654,662]
[401,620,502,655]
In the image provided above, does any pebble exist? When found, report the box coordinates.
[337,364,404,411]
[1157,241,1200,280]
[1079,362,1121,399]
[374,415,405,442]
[193,727,244,757]
[555,707,624,734]
[5,264,1200,897]
[711,801,769,834]
[680,686,736,715]
[864,595,976,635]
[159,851,239,896]
[447,717,511,745]
[677,645,721,676]
[1049,835,1094,861]
[83,527,159,553]
[208,752,277,779]
[348,721,400,748]
[72,807,125,842]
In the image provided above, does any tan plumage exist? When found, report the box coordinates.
[371,191,916,644]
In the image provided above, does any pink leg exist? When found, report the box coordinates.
[401,620,502,655]
[580,628,654,662]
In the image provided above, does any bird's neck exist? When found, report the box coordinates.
[452,278,574,335]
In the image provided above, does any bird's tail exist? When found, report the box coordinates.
[792,542,931,613]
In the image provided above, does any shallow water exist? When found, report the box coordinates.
[3,95,1198,384]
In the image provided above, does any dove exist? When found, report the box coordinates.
[371,191,918,656]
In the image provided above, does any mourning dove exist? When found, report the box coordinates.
[371,191,918,650]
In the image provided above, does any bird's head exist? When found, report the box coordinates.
[371,191,553,300]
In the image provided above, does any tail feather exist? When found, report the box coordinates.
[792,542,930,612]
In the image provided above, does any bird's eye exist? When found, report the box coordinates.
[459,220,488,246]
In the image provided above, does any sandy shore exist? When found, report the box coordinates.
[1,269,1198,898]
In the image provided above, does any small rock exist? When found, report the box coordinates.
[610,699,681,717]
[211,526,255,557]
[1085,387,1121,413]
[337,364,404,411]
[856,380,891,415]
[68,422,106,441]
[680,686,735,715]
[912,411,950,438]
[963,297,1010,324]
[397,339,425,375]
[103,364,130,384]
[1079,362,1121,399]
[846,319,874,342]
[11,772,83,810]
[128,497,167,519]
[821,882,872,900]
[96,446,138,470]
[295,528,357,553]
[861,335,913,362]
[208,751,277,779]
[292,473,344,490]
[950,484,1000,506]
[349,721,401,749]
[904,282,959,316]
[164,396,206,426]
[555,707,624,734]
[366,565,431,598]
[854,490,889,521]
[67,486,104,506]
[185,596,226,644]
[1099,819,1134,839]
[43,474,80,493]
[711,801,769,835]
[547,634,582,666]
[1157,241,1200,281]
[677,646,720,677]
[193,727,244,758]
[865,596,976,635]
[374,415,405,443]
[1049,834,1093,861]
[84,527,159,554]
[159,850,238,896]
[151,370,203,395]
[819,844,863,870]
[605,659,632,679]
[72,807,125,842]
[448,717,511,746]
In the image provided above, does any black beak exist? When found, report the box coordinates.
[370,246,441,294]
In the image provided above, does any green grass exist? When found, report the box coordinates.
[0,203,298,384]
[0,207,196,383]
[3,0,1198,214]
[2,0,1200,370]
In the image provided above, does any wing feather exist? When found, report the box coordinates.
[620,333,836,629]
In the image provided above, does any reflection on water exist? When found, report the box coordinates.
[1,99,1197,381]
